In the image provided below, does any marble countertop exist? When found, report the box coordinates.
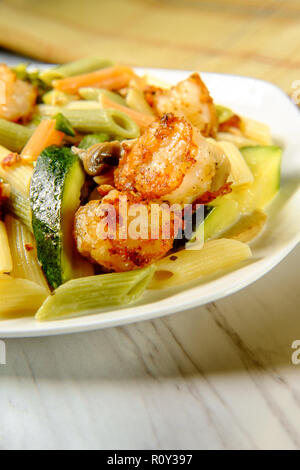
[1,243,300,450]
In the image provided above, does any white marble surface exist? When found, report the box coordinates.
[1,242,300,450]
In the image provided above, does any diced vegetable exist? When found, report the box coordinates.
[0,119,33,153]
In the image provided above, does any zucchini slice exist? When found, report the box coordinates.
[30,146,85,288]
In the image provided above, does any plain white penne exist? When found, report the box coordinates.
[0,221,13,273]
[0,275,48,318]
[150,239,252,289]
[216,141,254,187]
[5,214,50,291]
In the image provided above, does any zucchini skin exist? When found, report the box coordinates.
[30,146,84,288]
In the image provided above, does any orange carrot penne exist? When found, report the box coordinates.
[53,66,135,94]
[21,120,64,163]
[100,95,155,131]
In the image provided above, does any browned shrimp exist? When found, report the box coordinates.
[144,73,218,137]
[0,65,37,122]
[115,114,230,206]
[74,189,179,272]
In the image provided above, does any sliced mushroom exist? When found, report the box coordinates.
[73,141,123,176]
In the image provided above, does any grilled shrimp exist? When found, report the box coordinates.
[74,189,179,272]
[144,73,218,137]
[0,65,37,122]
[115,114,230,206]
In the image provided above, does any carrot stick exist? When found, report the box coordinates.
[100,95,155,131]
[53,66,135,94]
[21,120,64,162]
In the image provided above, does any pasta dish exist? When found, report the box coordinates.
[0,57,282,320]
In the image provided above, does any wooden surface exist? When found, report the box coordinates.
[0,1,300,451]
[0,0,299,92]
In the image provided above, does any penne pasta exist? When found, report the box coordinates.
[125,88,155,116]
[37,106,140,139]
[215,141,254,187]
[42,89,77,106]
[0,57,283,321]
[150,239,252,289]
[0,145,33,196]
[241,117,272,146]
[223,210,267,243]
[99,94,155,131]
[79,87,127,106]
[5,214,50,291]
[0,220,13,273]
[21,120,65,162]
[65,100,101,110]
[5,188,32,230]
[0,275,48,318]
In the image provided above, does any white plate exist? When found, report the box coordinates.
[1,66,300,338]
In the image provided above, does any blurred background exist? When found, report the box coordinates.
[0,0,299,92]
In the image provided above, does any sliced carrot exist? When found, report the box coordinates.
[100,94,155,131]
[53,66,135,94]
[21,120,64,162]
